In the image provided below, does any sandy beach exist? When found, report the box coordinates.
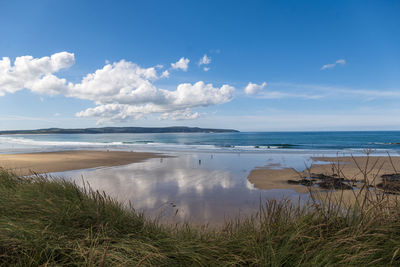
[2,150,399,193]
[247,168,308,193]
[247,156,400,205]
[248,156,400,191]
[0,150,162,176]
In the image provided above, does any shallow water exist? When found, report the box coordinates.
[52,152,314,225]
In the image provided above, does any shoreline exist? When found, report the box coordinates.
[0,150,163,176]
[2,150,400,194]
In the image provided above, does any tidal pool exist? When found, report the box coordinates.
[52,151,320,225]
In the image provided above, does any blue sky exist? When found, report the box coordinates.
[0,0,399,131]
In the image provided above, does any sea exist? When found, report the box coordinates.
[1,131,400,154]
[1,131,400,224]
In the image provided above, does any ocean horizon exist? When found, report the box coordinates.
[1,131,400,155]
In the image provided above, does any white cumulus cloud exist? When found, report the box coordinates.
[70,63,234,122]
[161,70,170,78]
[321,59,346,70]
[198,54,211,66]
[0,52,235,123]
[67,60,163,104]
[73,80,230,123]
[171,57,189,71]
[0,52,74,96]
[244,82,267,95]
[75,80,234,123]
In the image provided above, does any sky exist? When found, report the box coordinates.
[0,0,399,131]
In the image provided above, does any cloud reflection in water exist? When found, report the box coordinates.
[58,153,307,224]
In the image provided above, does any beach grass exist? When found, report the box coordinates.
[1,166,400,266]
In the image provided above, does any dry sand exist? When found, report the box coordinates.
[0,150,162,176]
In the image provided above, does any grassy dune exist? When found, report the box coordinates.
[1,167,400,266]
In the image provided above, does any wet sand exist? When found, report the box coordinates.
[0,150,162,176]
[247,168,308,193]
[248,156,400,191]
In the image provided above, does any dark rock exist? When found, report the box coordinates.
[381,173,400,182]
[299,179,313,186]
[289,173,353,190]
[377,181,400,194]
[376,173,400,194]
[317,180,353,190]
[287,179,313,186]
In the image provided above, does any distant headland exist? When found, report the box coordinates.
[0,126,239,135]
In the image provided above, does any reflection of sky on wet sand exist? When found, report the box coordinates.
[54,152,312,225]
